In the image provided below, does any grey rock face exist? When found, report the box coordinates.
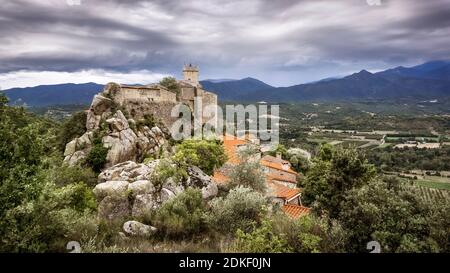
[131,194,159,218]
[122,221,157,237]
[93,180,129,200]
[94,160,218,222]
[98,195,131,221]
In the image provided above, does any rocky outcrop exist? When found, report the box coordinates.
[63,83,169,168]
[123,221,157,237]
[187,166,218,199]
[94,159,218,221]
[98,195,131,221]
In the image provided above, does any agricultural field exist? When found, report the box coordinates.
[415,186,449,203]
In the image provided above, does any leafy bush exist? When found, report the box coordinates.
[0,181,98,252]
[153,188,206,238]
[136,114,156,129]
[173,139,227,175]
[339,180,449,252]
[50,163,98,188]
[233,218,292,253]
[150,159,187,192]
[206,186,268,233]
[85,137,109,173]
[228,160,266,193]
[271,213,346,253]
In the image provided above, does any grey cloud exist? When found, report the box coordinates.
[0,0,449,85]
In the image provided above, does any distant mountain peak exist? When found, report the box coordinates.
[357,69,373,75]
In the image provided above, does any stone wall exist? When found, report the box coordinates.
[122,100,180,129]
[202,91,218,128]
[115,86,177,105]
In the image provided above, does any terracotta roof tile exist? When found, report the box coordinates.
[221,136,248,165]
[261,160,298,175]
[282,204,311,219]
[267,173,297,184]
[268,181,301,200]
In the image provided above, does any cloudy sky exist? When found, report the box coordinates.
[1,0,450,89]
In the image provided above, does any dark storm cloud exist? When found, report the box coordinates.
[0,0,449,86]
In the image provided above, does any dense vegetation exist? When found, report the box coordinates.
[367,146,450,172]
[0,93,449,253]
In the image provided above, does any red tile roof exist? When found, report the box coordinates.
[268,181,301,200]
[267,173,297,184]
[260,160,298,175]
[221,136,248,165]
[282,204,311,219]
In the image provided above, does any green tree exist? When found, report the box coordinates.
[0,99,98,252]
[57,111,87,152]
[172,139,227,175]
[302,146,376,218]
[227,144,266,192]
[159,77,181,97]
[339,180,447,252]
[228,160,267,193]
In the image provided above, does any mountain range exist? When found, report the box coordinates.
[2,60,450,106]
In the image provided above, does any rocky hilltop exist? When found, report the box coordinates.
[63,83,170,167]
[62,82,219,236]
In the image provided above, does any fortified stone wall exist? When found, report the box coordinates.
[121,100,180,129]
[115,85,177,105]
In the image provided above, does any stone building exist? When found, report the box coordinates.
[113,64,218,129]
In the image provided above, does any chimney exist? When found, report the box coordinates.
[276,152,282,160]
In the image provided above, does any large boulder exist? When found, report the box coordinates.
[128,180,156,196]
[131,194,159,218]
[122,221,157,237]
[98,160,159,183]
[106,111,129,132]
[64,150,86,166]
[98,195,131,221]
[103,128,138,167]
[91,94,114,116]
[93,180,129,200]
[64,139,78,157]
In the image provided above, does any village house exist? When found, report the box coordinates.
[213,135,310,219]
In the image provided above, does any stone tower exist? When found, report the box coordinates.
[183,64,199,85]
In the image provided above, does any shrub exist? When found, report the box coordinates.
[85,137,109,173]
[150,159,187,192]
[173,139,227,175]
[153,188,206,238]
[228,160,266,193]
[0,182,98,252]
[233,218,292,253]
[206,186,268,233]
[57,111,87,152]
[271,213,346,253]
[50,164,98,188]
[136,114,156,129]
